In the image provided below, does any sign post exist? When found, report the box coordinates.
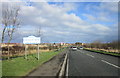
[37,44,39,60]
[25,44,27,59]
[23,36,41,60]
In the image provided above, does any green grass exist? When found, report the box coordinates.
[84,48,120,56]
[2,49,65,76]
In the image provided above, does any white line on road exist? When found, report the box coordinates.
[86,54,95,58]
[81,52,83,53]
[101,60,120,69]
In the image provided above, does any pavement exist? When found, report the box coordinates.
[68,49,120,76]
[26,49,67,77]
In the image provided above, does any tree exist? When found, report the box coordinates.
[37,26,42,37]
[36,26,42,60]
[1,3,20,59]
[2,3,20,43]
[75,42,82,46]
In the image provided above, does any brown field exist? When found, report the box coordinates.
[1,43,60,57]
[86,48,119,53]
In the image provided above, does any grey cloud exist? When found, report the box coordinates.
[0,2,118,43]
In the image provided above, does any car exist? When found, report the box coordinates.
[78,46,83,50]
[71,46,77,51]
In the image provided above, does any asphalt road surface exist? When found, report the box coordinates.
[68,49,120,76]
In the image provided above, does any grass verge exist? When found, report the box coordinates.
[2,49,65,76]
[84,48,120,57]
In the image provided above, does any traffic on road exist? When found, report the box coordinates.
[66,47,119,76]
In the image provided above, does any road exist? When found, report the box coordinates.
[68,49,120,76]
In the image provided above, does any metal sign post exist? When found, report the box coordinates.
[37,44,39,60]
[25,44,27,59]
[23,36,41,60]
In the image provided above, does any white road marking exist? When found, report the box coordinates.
[101,60,120,69]
[80,51,84,53]
[86,54,95,58]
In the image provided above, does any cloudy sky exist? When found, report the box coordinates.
[0,1,118,43]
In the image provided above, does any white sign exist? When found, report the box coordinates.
[23,36,41,44]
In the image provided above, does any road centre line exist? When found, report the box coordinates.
[86,54,95,58]
[79,51,84,53]
[101,60,120,69]
[81,52,84,53]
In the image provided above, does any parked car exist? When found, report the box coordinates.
[71,46,77,51]
[78,46,83,50]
